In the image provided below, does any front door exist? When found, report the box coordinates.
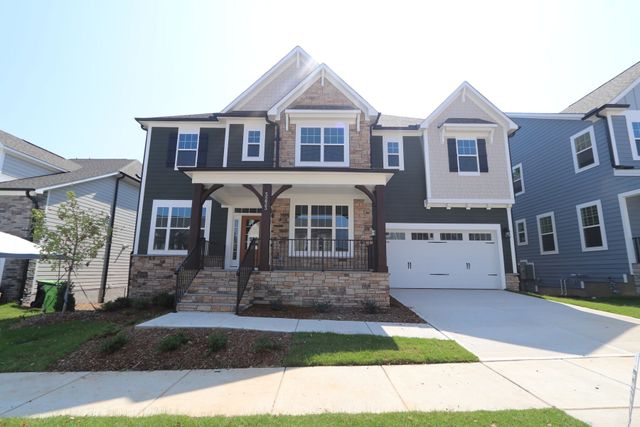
[239,215,261,264]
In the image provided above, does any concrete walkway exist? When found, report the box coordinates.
[137,312,446,339]
[1,357,638,426]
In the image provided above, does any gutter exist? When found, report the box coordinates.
[19,190,40,302]
[99,173,125,303]
[265,113,281,168]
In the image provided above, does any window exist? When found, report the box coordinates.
[296,125,348,166]
[149,200,211,254]
[570,127,598,173]
[512,164,524,195]
[411,232,434,240]
[293,204,350,252]
[632,122,640,156]
[469,233,492,241]
[515,219,528,246]
[242,125,265,161]
[440,233,463,241]
[576,200,607,251]
[386,232,406,240]
[176,133,199,167]
[457,139,479,173]
[537,212,558,255]
[383,137,404,170]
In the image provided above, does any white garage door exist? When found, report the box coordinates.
[386,227,503,289]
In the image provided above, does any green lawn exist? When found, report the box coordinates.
[541,295,640,319]
[0,303,42,322]
[284,332,478,366]
[0,409,586,426]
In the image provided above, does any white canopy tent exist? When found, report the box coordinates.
[0,231,43,259]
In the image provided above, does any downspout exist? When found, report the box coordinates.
[99,173,124,303]
[19,190,40,302]
[265,113,280,168]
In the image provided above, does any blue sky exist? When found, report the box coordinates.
[1,0,638,161]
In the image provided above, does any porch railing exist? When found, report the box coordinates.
[236,238,257,314]
[634,237,640,263]
[270,238,375,271]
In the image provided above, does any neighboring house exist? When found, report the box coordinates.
[129,46,518,312]
[0,129,141,305]
[509,61,640,296]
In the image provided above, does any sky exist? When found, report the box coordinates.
[0,0,638,162]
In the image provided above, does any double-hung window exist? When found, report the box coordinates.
[632,122,640,157]
[176,133,199,167]
[242,125,265,161]
[293,204,350,253]
[537,212,558,255]
[515,219,527,245]
[457,138,479,173]
[512,164,524,195]
[383,137,404,169]
[570,127,598,172]
[297,125,348,166]
[149,200,211,254]
[576,200,607,251]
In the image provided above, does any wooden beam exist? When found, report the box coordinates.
[271,185,292,205]
[243,184,264,206]
[258,184,272,271]
[200,184,223,204]
[355,185,376,205]
[188,184,204,252]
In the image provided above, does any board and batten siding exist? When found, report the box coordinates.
[1,153,57,180]
[371,134,514,273]
[509,117,640,284]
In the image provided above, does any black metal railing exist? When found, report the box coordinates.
[202,240,225,269]
[270,238,374,271]
[236,238,257,314]
[634,237,640,263]
[175,238,205,308]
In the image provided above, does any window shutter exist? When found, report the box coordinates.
[166,132,178,168]
[197,132,209,167]
[447,138,458,172]
[478,139,488,172]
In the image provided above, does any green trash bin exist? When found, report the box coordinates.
[38,280,66,313]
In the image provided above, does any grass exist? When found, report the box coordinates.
[0,409,586,426]
[0,303,41,322]
[540,295,640,319]
[252,337,282,353]
[157,332,189,352]
[284,333,478,366]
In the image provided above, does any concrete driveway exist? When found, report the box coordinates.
[392,289,640,361]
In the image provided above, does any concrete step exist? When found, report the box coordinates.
[176,302,248,313]
[180,294,237,304]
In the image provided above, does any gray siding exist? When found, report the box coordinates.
[628,196,640,237]
[619,83,640,110]
[612,115,640,167]
[2,153,56,180]
[201,128,225,168]
[226,124,275,168]
[509,117,640,285]
[137,127,227,255]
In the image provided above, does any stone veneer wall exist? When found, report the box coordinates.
[505,273,520,292]
[251,271,389,307]
[128,255,185,299]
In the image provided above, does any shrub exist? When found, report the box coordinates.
[207,333,228,353]
[362,299,379,314]
[157,332,188,352]
[131,299,150,310]
[252,337,282,353]
[152,292,175,309]
[102,297,131,312]
[53,285,75,312]
[312,300,332,313]
[270,299,284,311]
[100,333,128,354]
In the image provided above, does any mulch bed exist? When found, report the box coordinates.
[50,328,291,371]
[239,296,424,323]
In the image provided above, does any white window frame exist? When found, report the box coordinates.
[456,138,480,175]
[242,124,265,161]
[383,136,404,170]
[148,199,212,255]
[625,110,640,160]
[536,211,558,255]
[515,218,528,246]
[570,127,599,173]
[295,121,350,167]
[174,129,199,170]
[512,163,524,196]
[576,199,608,252]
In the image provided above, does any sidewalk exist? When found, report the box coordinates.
[137,312,446,339]
[1,357,639,426]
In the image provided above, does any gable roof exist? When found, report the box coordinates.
[420,81,518,133]
[562,60,640,113]
[376,114,422,128]
[0,129,80,172]
[0,158,141,192]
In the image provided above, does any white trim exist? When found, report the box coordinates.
[222,123,230,167]
[536,211,559,255]
[242,124,266,162]
[147,199,212,255]
[506,112,583,120]
[618,188,640,273]
[612,76,640,103]
[576,199,608,252]
[515,218,528,246]
[605,115,621,165]
[174,128,199,170]
[186,170,393,186]
[136,120,226,129]
[455,137,480,175]
[294,121,350,167]
[624,110,640,161]
[424,197,514,210]
[506,207,517,272]
[504,128,516,202]
[423,132,432,201]
[382,135,404,170]
[614,169,640,176]
[512,163,524,196]
[134,129,152,254]
[570,127,599,173]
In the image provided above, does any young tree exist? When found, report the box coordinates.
[32,191,111,313]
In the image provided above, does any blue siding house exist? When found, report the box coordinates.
[509,61,640,296]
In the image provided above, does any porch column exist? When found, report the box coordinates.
[259,184,272,271]
[188,184,204,252]
[374,185,388,273]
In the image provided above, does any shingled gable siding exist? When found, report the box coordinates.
[278,79,371,168]
[372,134,514,273]
[136,126,228,255]
[226,123,275,168]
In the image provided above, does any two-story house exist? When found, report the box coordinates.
[129,46,518,312]
[509,61,640,296]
